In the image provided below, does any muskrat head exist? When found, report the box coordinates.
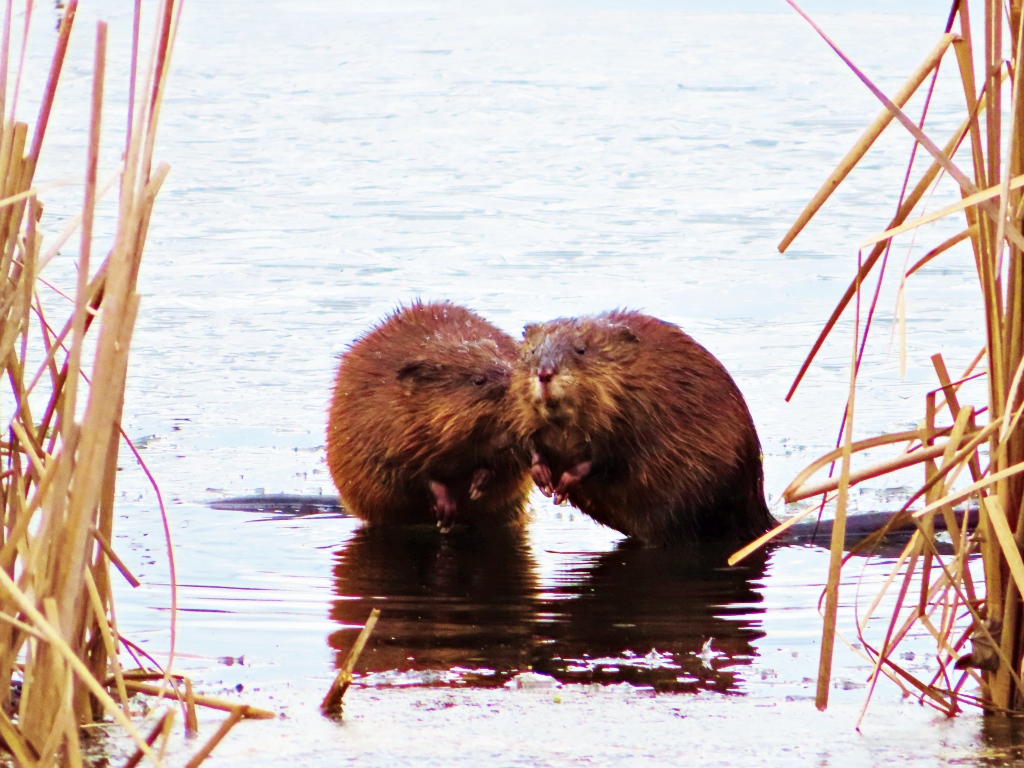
[396,337,513,408]
[518,317,639,426]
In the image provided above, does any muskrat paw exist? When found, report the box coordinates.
[531,465,554,497]
[530,451,554,497]
[429,480,458,532]
[469,467,495,500]
[553,461,592,505]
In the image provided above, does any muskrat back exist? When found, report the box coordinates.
[327,301,531,530]
[510,310,775,545]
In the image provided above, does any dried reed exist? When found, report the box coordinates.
[321,608,380,716]
[732,0,1024,716]
[0,0,258,764]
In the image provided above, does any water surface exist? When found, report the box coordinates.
[12,0,1016,765]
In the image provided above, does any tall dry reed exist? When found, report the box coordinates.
[0,1,274,765]
[732,0,1024,717]
[0,0,181,762]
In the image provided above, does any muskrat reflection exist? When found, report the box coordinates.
[532,541,768,693]
[329,527,768,693]
[329,525,538,681]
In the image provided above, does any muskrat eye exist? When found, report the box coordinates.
[575,346,585,355]
[472,374,487,386]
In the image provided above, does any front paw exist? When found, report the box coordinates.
[429,480,457,533]
[531,452,554,497]
[469,467,495,500]
[553,461,592,505]
[553,475,575,506]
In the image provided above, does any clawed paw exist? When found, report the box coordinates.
[469,467,495,501]
[553,475,576,506]
[433,504,456,532]
[429,480,458,531]
[531,453,554,497]
[552,462,591,506]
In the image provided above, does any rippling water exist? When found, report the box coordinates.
[12,0,1019,765]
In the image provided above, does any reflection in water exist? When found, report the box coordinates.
[330,526,767,693]
[329,526,539,682]
[981,717,1024,764]
[535,541,767,693]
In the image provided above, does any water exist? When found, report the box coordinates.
[12,0,1022,764]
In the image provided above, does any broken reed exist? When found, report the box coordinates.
[731,0,1024,716]
[321,607,380,715]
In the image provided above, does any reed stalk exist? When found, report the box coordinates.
[734,0,1024,715]
[0,0,257,764]
[321,608,380,715]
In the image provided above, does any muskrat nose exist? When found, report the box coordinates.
[537,366,555,384]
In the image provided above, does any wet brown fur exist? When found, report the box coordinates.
[509,310,777,546]
[327,301,532,529]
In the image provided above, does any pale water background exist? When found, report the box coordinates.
[11,0,1023,764]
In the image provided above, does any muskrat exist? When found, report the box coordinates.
[326,301,532,531]
[509,310,777,546]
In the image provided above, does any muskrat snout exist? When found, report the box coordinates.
[536,364,557,401]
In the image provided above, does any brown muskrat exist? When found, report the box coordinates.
[326,301,531,531]
[509,310,776,546]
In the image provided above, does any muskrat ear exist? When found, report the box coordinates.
[522,323,541,343]
[610,325,639,344]
[397,359,445,384]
